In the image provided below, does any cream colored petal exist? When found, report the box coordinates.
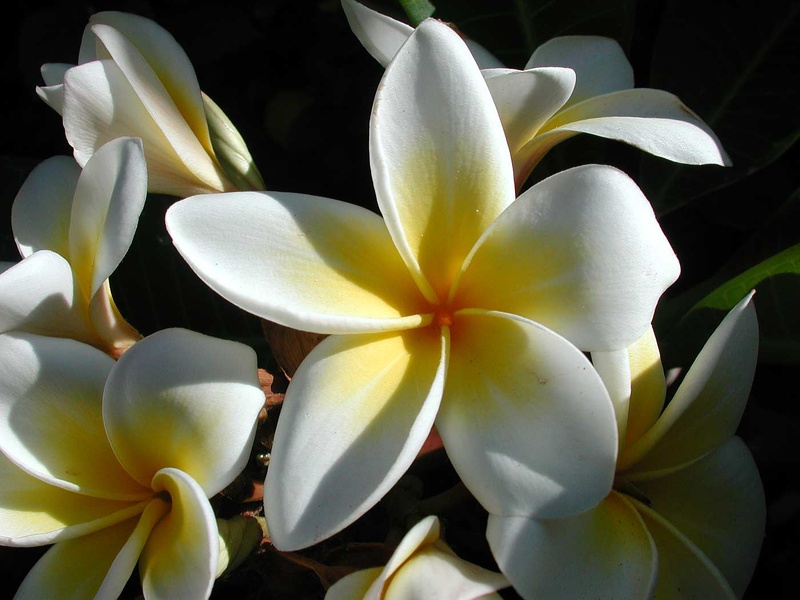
[341,0,414,68]
[482,67,575,157]
[103,328,264,496]
[36,63,71,115]
[636,502,738,599]
[61,60,224,196]
[525,36,634,105]
[67,137,147,300]
[370,19,515,302]
[11,155,79,259]
[620,293,757,473]
[166,191,428,334]
[455,164,680,352]
[631,437,764,597]
[437,310,617,519]
[12,516,143,600]
[87,280,141,352]
[326,567,383,600]
[264,328,447,550]
[0,333,149,501]
[0,451,148,547]
[622,326,667,450]
[541,88,731,165]
[139,468,219,600]
[486,493,657,600]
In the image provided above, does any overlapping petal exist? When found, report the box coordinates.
[265,328,447,550]
[139,468,218,600]
[370,19,515,301]
[486,493,657,600]
[0,333,148,500]
[166,192,428,334]
[436,310,617,518]
[103,328,264,496]
[455,165,680,352]
[326,568,382,600]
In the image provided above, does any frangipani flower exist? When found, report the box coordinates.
[0,328,265,599]
[326,516,508,599]
[487,293,766,599]
[0,137,145,356]
[341,0,729,189]
[36,11,263,197]
[167,19,680,550]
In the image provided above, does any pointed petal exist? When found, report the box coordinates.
[370,19,515,302]
[0,333,148,500]
[11,155,80,259]
[36,64,71,115]
[525,36,634,105]
[456,164,680,352]
[139,468,218,600]
[486,493,657,600]
[541,88,731,165]
[12,516,143,600]
[483,67,575,156]
[636,502,738,599]
[0,452,147,547]
[378,515,441,586]
[166,192,427,334]
[103,328,264,496]
[265,328,447,550]
[341,0,414,68]
[632,437,765,597]
[437,310,617,518]
[68,137,147,299]
[326,568,382,600]
[620,293,757,473]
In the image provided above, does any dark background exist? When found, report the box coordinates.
[1,0,798,598]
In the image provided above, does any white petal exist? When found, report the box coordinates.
[36,63,72,115]
[68,137,147,299]
[486,493,657,600]
[103,328,264,496]
[632,437,765,597]
[265,328,447,550]
[620,293,757,473]
[437,310,617,518]
[541,88,731,165]
[0,333,148,500]
[370,19,515,302]
[139,468,219,600]
[11,155,80,259]
[456,164,680,352]
[326,568,382,600]
[525,36,634,105]
[166,191,427,334]
[341,0,414,68]
[466,40,504,69]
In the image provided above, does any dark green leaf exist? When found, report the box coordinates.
[398,0,436,25]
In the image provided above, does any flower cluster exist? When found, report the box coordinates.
[1,2,766,599]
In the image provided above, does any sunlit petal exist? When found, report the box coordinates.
[68,137,147,299]
[139,468,218,600]
[483,67,575,157]
[0,333,148,500]
[540,88,731,165]
[103,328,264,496]
[265,328,447,550]
[341,0,413,68]
[620,293,757,473]
[631,437,765,597]
[437,310,617,518]
[0,452,147,547]
[166,191,428,334]
[524,36,634,105]
[370,19,515,302]
[590,347,631,446]
[486,493,657,600]
[11,156,79,259]
[456,165,680,352]
[326,568,382,600]
[12,516,142,600]
[622,326,667,450]
[36,63,71,114]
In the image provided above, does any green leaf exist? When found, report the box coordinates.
[398,0,436,25]
[640,0,800,216]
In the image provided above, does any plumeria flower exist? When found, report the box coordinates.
[166,19,680,550]
[341,0,729,189]
[487,293,766,599]
[0,328,265,599]
[326,515,508,599]
[0,137,146,357]
[36,11,263,197]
